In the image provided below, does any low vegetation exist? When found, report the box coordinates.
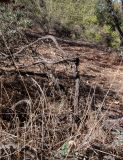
[1,0,123,160]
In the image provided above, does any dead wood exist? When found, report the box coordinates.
[18,57,78,69]
[1,35,67,60]
[0,69,48,77]
[72,58,80,128]
[73,58,80,115]
[24,31,108,50]
[12,35,66,58]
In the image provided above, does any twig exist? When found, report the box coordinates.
[25,31,107,50]
[18,56,78,69]
[73,58,80,115]
[0,30,32,102]
[31,78,47,106]
[12,35,66,58]
[11,99,31,110]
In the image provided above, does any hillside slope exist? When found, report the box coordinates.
[0,33,123,159]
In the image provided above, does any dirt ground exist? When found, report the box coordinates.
[0,33,123,159]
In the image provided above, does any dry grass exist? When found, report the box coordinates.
[1,75,123,159]
[1,30,123,160]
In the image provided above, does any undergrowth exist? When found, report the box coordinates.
[0,30,123,159]
[0,1,123,160]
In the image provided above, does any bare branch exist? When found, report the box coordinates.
[13,35,66,58]
[18,57,78,69]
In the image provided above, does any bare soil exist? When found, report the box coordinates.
[1,33,123,159]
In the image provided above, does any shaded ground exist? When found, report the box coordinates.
[0,32,123,159]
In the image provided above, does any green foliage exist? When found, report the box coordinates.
[60,142,69,157]
[47,0,97,26]
[48,0,101,40]
[101,25,120,47]
[111,31,120,48]
[0,0,122,48]
[95,0,122,47]
[0,5,32,32]
[96,0,113,26]
[45,0,120,47]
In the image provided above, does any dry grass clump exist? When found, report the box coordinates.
[0,74,122,160]
[0,27,123,160]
